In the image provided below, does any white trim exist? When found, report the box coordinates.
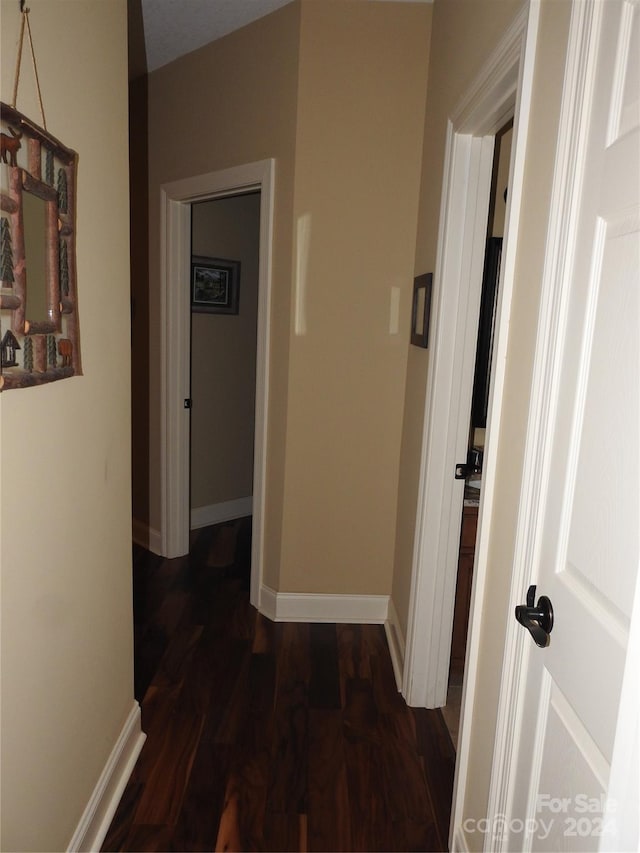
[251,160,275,611]
[403,128,495,710]
[452,6,541,851]
[259,587,389,624]
[384,597,406,692]
[454,9,525,135]
[159,159,275,614]
[67,702,145,853]
[190,496,253,530]
[259,584,278,621]
[132,517,162,555]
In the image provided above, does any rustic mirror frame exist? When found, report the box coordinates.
[1,102,80,389]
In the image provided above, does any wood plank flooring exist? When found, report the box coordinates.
[102,519,455,852]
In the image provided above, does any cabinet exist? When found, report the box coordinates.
[450,503,478,676]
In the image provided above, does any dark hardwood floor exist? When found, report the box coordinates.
[102,518,455,852]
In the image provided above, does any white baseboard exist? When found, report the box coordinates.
[132,517,161,555]
[132,498,252,555]
[260,586,389,624]
[190,496,253,530]
[260,584,278,620]
[67,701,146,853]
[384,597,406,693]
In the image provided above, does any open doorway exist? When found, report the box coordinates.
[443,120,513,750]
[189,193,261,535]
[159,159,275,611]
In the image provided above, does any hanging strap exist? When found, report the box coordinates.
[11,1,47,130]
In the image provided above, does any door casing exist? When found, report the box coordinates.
[159,159,275,610]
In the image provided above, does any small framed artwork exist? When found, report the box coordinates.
[191,256,241,314]
[411,272,433,348]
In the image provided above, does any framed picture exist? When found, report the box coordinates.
[411,272,433,348]
[191,256,240,314]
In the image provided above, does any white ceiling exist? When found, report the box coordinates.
[130,0,431,78]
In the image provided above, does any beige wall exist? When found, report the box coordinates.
[141,0,431,594]
[0,1,134,849]
[190,193,260,509]
[279,0,431,594]
[142,1,300,587]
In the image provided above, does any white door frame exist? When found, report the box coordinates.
[159,159,275,610]
[401,126,495,706]
[403,3,538,706]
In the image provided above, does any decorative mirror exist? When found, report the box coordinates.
[1,101,80,389]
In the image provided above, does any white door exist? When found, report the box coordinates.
[488,0,640,850]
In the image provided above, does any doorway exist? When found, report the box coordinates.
[189,193,261,533]
[159,159,275,610]
[443,120,513,750]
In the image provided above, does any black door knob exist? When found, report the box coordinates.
[515,585,554,648]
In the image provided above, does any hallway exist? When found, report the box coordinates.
[102,520,455,851]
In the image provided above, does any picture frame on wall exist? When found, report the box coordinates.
[411,272,432,348]
[191,256,241,314]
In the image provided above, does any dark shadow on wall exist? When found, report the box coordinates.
[127,0,148,80]
[129,73,150,530]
